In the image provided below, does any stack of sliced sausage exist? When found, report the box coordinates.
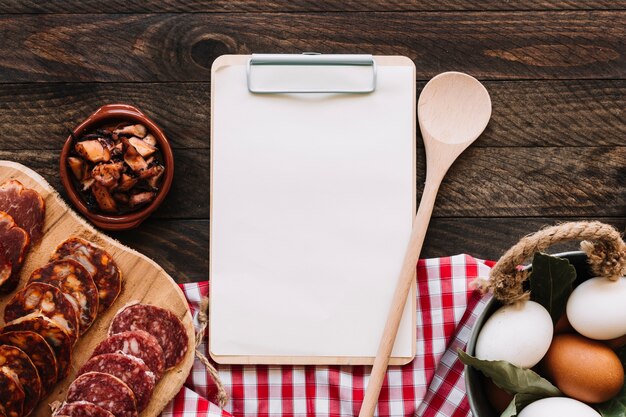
[0,236,122,417]
[0,180,46,294]
[54,304,189,417]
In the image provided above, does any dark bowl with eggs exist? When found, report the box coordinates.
[464,251,592,417]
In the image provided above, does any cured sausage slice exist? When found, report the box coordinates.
[0,331,57,396]
[0,345,41,417]
[29,260,99,334]
[0,180,45,244]
[0,367,25,417]
[0,212,30,293]
[50,237,121,312]
[0,248,11,289]
[54,402,114,417]
[2,312,73,378]
[78,353,155,411]
[66,372,138,417]
[109,304,188,370]
[91,330,164,381]
[4,282,80,344]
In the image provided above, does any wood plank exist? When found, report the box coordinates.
[0,149,209,219]
[110,219,208,283]
[0,146,622,219]
[0,0,623,13]
[121,217,626,283]
[0,12,623,82]
[0,80,622,149]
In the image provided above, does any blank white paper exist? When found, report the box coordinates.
[210,56,415,362]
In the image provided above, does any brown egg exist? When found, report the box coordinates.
[485,377,514,413]
[541,333,624,403]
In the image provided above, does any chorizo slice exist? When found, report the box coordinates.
[0,212,30,293]
[0,180,45,244]
[2,312,73,378]
[0,345,41,417]
[29,260,99,335]
[50,237,121,312]
[109,304,188,370]
[0,367,25,417]
[78,353,155,412]
[54,402,114,417]
[0,331,57,396]
[66,372,138,417]
[4,282,80,344]
[91,330,164,381]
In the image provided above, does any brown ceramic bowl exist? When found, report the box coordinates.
[60,104,174,230]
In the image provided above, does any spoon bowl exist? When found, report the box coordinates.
[359,71,492,417]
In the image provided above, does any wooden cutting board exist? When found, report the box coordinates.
[0,161,196,417]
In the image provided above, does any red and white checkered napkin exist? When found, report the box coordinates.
[161,254,495,417]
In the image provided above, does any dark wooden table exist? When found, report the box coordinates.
[0,1,623,283]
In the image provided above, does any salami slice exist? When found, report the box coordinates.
[0,367,24,417]
[78,353,155,411]
[54,402,114,417]
[2,312,73,378]
[66,372,138,417]
[0,180,45,244]
[0,345,41,416]
[0,331,57,396]
[109,304,188,370]
[50,237,122,312]
[29,260,99,334]
[91,330,165,381]
[4,282,80,344]
[0,248,11,289]
[0,212,30,293]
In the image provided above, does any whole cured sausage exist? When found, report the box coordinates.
[0,367,24,417]
[0,212,30,293]
[50,237,122,312]
[4,282,80,344]
[2,312,73,378]
[29,259,99,334]
[53,402,114,417]
[0,331,58,396]
[109,304,188,370]
[0,345,41,416]
[66,372,138,417]
[78,353,155,411]
[0,180,45,243]
[91,330,164,381]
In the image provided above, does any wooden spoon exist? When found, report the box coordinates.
[359,71,491,417]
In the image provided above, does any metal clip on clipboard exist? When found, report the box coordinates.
[247,53,377,94]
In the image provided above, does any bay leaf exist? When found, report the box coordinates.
[500,393,549,417]
[529,252,576,324]
[458,349,561,396]
[596,347,626,417]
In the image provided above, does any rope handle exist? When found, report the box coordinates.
[476,221,626,304]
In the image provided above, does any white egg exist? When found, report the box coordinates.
[518,397,600,417]
[475,300,553,368]
[567,276,626,340]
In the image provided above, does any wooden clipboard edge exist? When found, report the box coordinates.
[209,55,417,366]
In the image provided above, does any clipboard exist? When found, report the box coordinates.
[210,54,416,365]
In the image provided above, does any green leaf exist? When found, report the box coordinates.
[458,349,561,396]
[596,347,626,417]
[529,253,577,324]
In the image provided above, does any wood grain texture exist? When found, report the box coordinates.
[0,161,195,417]
[125,217,626,284]
[0,12,623,82]
[0,146,622,220]
[0,0,624,13]
[0,81,622,149]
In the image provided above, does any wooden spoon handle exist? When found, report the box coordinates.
[358,178,441,417]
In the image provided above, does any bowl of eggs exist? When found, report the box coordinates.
[464,222,626,417]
